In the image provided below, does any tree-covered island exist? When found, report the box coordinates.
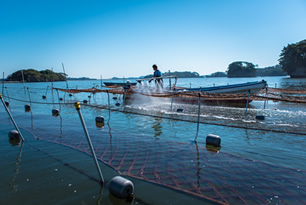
[224,39,305,78]
[6,69,66,82]
[226,61,257,78]
[279,39,306,78]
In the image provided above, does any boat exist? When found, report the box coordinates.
[175,80,267,94]
[103,81,137,87]
[129,78,267,105]
[56,77,267,105]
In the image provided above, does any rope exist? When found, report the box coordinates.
[268,87,306,94]
[2,93,305,136]
[58,87,306,103]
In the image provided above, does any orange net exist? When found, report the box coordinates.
[56,87,306,104]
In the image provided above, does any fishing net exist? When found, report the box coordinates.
[18,114,305,205]
[56,87,306,104]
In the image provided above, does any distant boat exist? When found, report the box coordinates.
[104,81,137,87]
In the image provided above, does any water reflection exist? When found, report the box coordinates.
[194,142,201,188]
[52,112,63,137]
[9,141,24,192]
[152,118,162,139]
[108,122,113,159]
[108,192,134,205]
[96,185,104,205]
[280,77,306,89]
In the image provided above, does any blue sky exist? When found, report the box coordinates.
[1,0,306,78]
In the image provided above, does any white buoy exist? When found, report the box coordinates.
[109,176,134,199]
[8,130,20,140]
[95,116,105,123]
[52,109,59,116]
[206,134,221,147]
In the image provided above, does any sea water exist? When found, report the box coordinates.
[0,76,305,204]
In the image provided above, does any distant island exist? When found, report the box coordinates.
[4,39,305,81]
[6,69,66,82]
[205,64,287,78]
[205,72,227,78]
[256,65,287,76]
[67,77,97,80]
[4,65,289,83]
[142,71,202,79]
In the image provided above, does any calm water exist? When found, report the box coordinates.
[0,76,305,204]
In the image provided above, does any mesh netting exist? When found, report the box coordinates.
[22,119,305,205]
[56,87,306,104]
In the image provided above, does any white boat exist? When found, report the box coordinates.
[132,78,267,104]
[176,80,267,94]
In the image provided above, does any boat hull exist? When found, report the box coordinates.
[104,82,137,87]
[177,80,267,94]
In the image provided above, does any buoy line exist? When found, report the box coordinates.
[2,94,306,136]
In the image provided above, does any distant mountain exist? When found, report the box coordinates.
[205,65,287,78]
[256,65,287,76]
[205,72,227,77]
[142,71,202,79]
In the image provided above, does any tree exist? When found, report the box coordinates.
[226,61,256,77]
[256,65,287,76]
[279,39,306,78]
[208,72,227,77]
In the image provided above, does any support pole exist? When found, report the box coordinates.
[245,90,250,118]
[21,70,26,95]
[74,102,104,184]
[62,63,68,102]
[45,85,49,96]
[123,89,127,106]
[5,87,10,103]
[264,100,266,110]
[264,87,268,110]
[194,93,201,142]
[168,70,171,89]
[56,88,62,112]
[171,89,175,111]
[107,90,111,122]
[56,89,61,104]
[27,87,32,107]
[0,94,25,142]
[2,72,4,95]
[62,63,69,89]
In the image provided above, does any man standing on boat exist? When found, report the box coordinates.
[150,64,163,88]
